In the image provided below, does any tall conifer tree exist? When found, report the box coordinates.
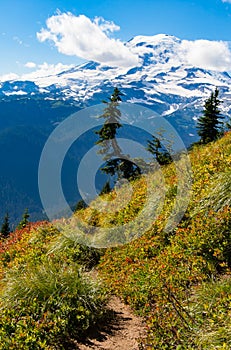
[17,208,30,230]
[146,135,171,165]
[1,213,10,238]
[95,88,141,181]
[197,87,223,144]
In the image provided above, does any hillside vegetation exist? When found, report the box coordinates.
[0,132,231,349]
[98,131,231,349]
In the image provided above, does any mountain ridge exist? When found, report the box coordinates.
[1,34,231,104]
[0,33,230,224]
[1,34,230,142]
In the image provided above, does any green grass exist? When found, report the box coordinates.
[193,170,231,215]
[0,224,108,349]
[190,277,231,349]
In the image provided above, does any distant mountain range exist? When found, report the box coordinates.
[1,34,230,226]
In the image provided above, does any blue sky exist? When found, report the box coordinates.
[1,0,231,77]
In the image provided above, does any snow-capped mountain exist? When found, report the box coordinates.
[1,34,231,225]
[1,34,231,110]
[1,34,231,147]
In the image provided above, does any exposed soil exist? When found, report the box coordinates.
[75,296,146,350]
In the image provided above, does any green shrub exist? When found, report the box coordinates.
[48,231,103,269]
[0,260,107,349]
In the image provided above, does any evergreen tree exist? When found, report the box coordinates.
[99,180,111,195]
[146,135,171,165]
[17,209,30,230]
[75,199,87,211]
[95,88,141,181]
[95,87,123,158]
[101,158,141,180]
[197,87,223,144]
[1,213,10,238]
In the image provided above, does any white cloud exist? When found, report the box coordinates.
[222,0,231,3]
[0,63,74,82]
[93,16,120,34]
[25,61,37,69]
[0,73,19,82]
[22,62,74,80]
[180,40,231,71]
[37,12,139,68]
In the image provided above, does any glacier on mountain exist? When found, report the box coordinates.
[1,34,230,138]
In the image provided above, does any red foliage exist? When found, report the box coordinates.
[0,221,49,254]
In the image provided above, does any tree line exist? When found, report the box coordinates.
[0,209,30,238]
[75,86,230,209]
[98,86,227,172]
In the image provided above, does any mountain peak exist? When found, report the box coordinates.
[0,33,231,124]
[128,33,180,45]
[127,34,182,67]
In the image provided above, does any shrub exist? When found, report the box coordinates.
[0,260,107,349]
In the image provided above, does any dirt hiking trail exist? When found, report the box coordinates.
[76,295,146,350]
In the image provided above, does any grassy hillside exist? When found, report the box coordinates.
[98,131,231,349]
[0,132,231,349]
[0,223,107,349]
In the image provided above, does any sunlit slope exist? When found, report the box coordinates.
[97,131,231,349]
[0,132,231,349]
